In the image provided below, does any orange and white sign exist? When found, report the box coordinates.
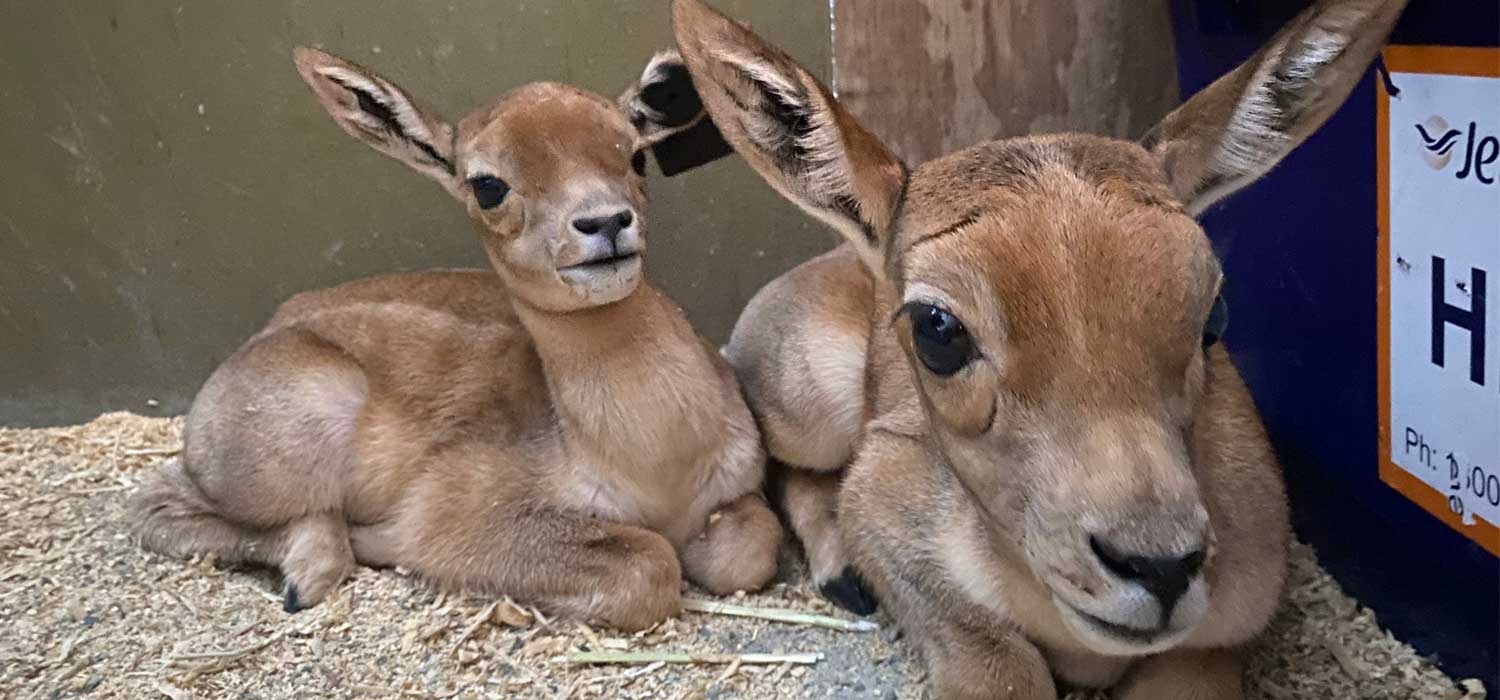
[1377,45,1500,556]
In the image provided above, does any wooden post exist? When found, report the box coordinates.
[832,0,1181,164]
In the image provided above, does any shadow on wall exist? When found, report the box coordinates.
[0,1,833,427]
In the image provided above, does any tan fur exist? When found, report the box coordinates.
[673,0,1406,695]
[130,47,781,629]
[725,244,870,592]
[726,243,872,473]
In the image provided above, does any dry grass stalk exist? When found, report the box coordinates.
[681,597,879,632]
[562,650,823,666]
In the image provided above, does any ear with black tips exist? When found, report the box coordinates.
[293,47,458,188]
[1141,0,1408,216]
[619,50,733,176]
[670,0,907,274]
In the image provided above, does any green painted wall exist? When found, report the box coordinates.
[0,2,834,427]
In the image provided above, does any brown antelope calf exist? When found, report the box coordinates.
[130,47,782,629]
[667,0,1406,696]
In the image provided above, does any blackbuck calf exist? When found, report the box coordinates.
[664,0,1407,696]
[131,48,782,630]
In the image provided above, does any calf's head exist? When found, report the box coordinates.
[294,48,716,313]
[669,0,1403,654]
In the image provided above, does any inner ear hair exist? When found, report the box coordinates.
[1143,0,1408,215]
[293,46,458,183]
[322,72,454,175]
[671,0,906,271]
[719,50,899,247]
[321,69,454,176]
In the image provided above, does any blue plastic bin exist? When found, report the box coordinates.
[1169,0,1499,687]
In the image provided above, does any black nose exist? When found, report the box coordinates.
[572,210,634,243]
[1089,536,1205,621]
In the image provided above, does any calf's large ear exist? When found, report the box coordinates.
[669,0,907,273]
[293,47,458,188]
[1142,0,1408,216]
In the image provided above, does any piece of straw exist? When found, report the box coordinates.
[681,598,878,632]
[561,650,822,666]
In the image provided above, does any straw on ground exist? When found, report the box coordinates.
[562,651,823,666]
[681,597,878,633]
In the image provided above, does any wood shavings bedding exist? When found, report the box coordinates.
[0,413,1479,699]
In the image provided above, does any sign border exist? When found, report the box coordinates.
[1376,44,1500,557]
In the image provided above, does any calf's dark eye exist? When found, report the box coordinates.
[907,303,974,376]
[1202,293,1228,348]
[469,175,510,209]
[631,151,648,177]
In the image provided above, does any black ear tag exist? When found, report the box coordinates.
[652,118,733,176]
[637,62,734,176]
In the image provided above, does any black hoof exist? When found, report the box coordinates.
[819,566,878,616]
[282,582,305,614]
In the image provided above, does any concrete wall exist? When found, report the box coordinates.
[0,1,833,426]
